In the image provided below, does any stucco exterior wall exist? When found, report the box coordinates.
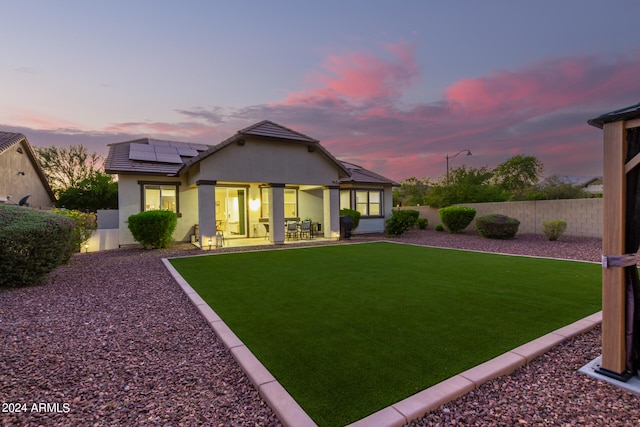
[402,198,603,238]
[192,139,340,185]
[0,140,54,208]
[116,175,194,246]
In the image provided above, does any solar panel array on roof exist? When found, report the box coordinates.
[128,140,209,164]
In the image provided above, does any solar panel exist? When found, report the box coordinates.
[129,143,155,153]
[148,139,170,146]
[155,153,183,164]
[129,151,157,162]
[176,147,199,157]
[154,145,179,154]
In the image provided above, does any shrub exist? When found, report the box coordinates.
[127,210,178,249]
[435,224,445,232]
[339,209,361,232]
[0,205,75,287]
[476,214,520,239]
[542,220,567,241]
[439,206,476,233]
[53,209,97,258]
[416,217,428,229]
[385,210,418,236]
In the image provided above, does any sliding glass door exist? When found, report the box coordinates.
[215,187,246,237]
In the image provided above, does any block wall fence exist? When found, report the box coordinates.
[400,198,603,238]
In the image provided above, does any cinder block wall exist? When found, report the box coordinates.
[401,198,603,238]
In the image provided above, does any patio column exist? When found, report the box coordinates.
[197,180,217,249]
[269,184,285,244]
[323,185,340,240]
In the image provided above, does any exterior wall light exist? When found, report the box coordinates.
[249,198,260,211]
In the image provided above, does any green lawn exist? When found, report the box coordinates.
[169,242,601,426]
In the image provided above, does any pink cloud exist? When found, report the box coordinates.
[283,42,419,106]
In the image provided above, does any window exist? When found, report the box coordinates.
[340,190,351,210]
[260,187,298,218]
[140,182,180,213]
[284,189,297,217]
[343,189,383,217]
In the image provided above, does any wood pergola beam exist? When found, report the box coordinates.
[601,120,627,376]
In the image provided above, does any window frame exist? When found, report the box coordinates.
[341,188,384,218]
[138,181,181,217]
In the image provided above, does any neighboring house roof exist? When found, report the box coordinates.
[588,102,640,128]
[543,174,602,187]
[339,161,399,186]
[0,131,56,202]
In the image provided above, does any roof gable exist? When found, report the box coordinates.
[339,161,399,186]
[238,120,319,143]
[0,132,56,202]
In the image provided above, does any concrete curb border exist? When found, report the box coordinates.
[162,257,602,427]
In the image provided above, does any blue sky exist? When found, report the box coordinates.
[3,1,640,181]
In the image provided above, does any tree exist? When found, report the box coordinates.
[55,171,118,211]
[492,155,544,199]
[393,177,430,206]
[424,165,505,207]
[536,175,589,200]
[33,145,101,195]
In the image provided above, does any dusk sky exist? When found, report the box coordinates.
[3,1,640,182]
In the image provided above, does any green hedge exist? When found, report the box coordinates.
[476,214,520,239]
[439,206,476,233]
[339,209,361,232]
[127,210,178,249]
[0,205,75,287]
[385,210,419,236]
[53,209,97,259]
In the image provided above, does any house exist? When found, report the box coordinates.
[0,132,56,208]
[541,174,603,195]
[105,120,398,248]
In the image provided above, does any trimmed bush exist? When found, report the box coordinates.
[439,206,476,233]
[476,214,520,239]
[0,205,75,287]
[339,209,361,232]
[385,210,418,236]
[435,224,445,232]
[416,217,428,229]
[53,209,97,259]
[542,220,567,241]
[127,210,178,249]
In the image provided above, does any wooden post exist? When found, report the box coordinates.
[600,120,628,377]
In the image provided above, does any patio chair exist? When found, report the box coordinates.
[299,220,312,239]
[286,221,298,240]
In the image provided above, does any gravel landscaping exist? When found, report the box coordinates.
[1,229,638,426]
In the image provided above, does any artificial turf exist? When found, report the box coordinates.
[169,242,601,426]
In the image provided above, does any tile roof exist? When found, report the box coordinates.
[339,161,399,186]
[588,102,640,128]
[104,121,396,186]
[0,131,27,154]
[104,138,212,176]
[238,120,319,142]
